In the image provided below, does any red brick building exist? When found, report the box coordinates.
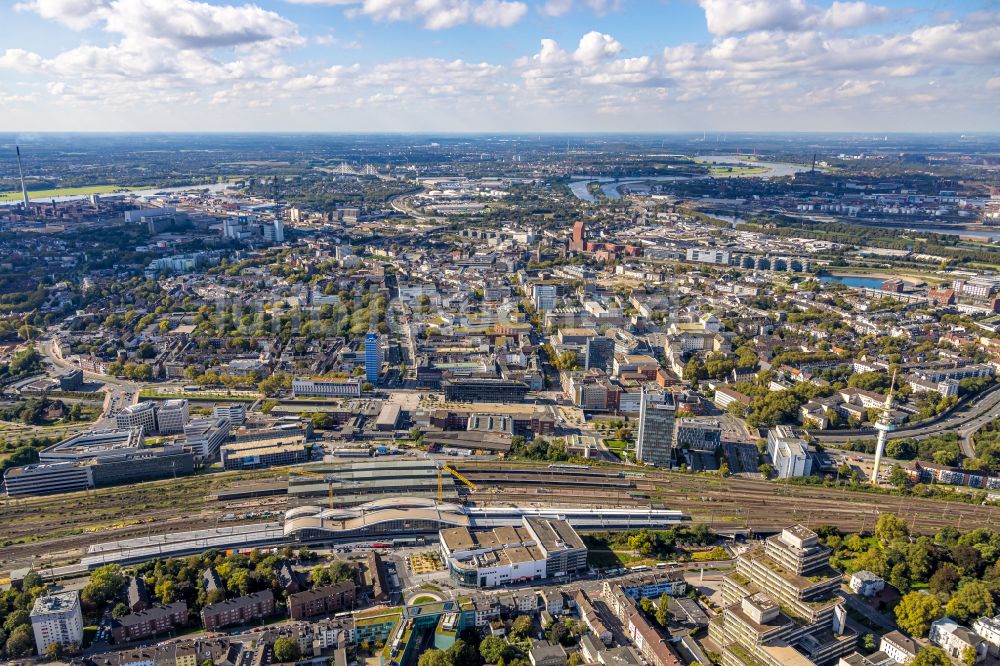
[288,581,357,620]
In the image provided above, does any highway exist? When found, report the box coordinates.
[812,384,1000,455]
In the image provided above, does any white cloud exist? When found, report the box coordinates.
[287,0,527,29]
[574,31,623,63]
[17,0,302,49]
[698,0,889,36]
[473,0,527,27]
[103,0,302,49]
[835,78,883,96]
[819,1,889,30]
[699,0,811,36]
[14,0,109,30]
[539,0,572,16]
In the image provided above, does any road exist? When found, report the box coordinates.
[38,336,141,423]
[812,385,1000,451]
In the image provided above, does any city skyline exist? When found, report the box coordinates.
[0,0,998,132]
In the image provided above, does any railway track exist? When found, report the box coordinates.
[458,462,1000,536]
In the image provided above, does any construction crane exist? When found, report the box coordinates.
[437,464,478,502]
[289,468,335,510]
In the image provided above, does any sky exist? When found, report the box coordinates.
[0,0,998,132]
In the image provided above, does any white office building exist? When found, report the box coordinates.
[115,402,157,435]
[30,592,83,655]
[156,399,189,435]
[686,248,731,265]
[180,418,231,461]
[213,403,247,426]
[767,425,813,478]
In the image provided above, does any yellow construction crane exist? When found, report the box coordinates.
[289,468,335,510]
[438,464,478,501]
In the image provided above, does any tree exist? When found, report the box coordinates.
[445,638,479,666]
[946,581,995,623]
[155,578,177,604]
[929,564,961,598]
[228,568,250,596]
[44,642,63,660]
[683,357,707,382]
[758,463,774,479]
[912,646,950,666]
[112,602,129,619]
[895,592,943,637]
[655,593,672,627]
[3,610,28,634]
[510,615,533,640]
[888,466,909,488]
[312,412,335,430]
[546,621,569,645]
[310,560,354,586]
[83,564,126,606]
[5,624,34,657]
[273,636,301,663]
[889,561,911,594]
[875,513,909,544]
[861,633,876,651]
[480,636,508,664]
[418,649,450,666]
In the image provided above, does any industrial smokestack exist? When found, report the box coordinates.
[15,146,29,209]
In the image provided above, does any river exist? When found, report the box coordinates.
[567,155,810,201]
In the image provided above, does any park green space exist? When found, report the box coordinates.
[0,184,137,202]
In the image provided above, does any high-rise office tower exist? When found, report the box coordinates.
[584,336,615,372]
[570,220,586,252]
[365,332,384,384]
[636,389,675,468]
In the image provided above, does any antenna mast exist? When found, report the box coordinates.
[870,370,897,485]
